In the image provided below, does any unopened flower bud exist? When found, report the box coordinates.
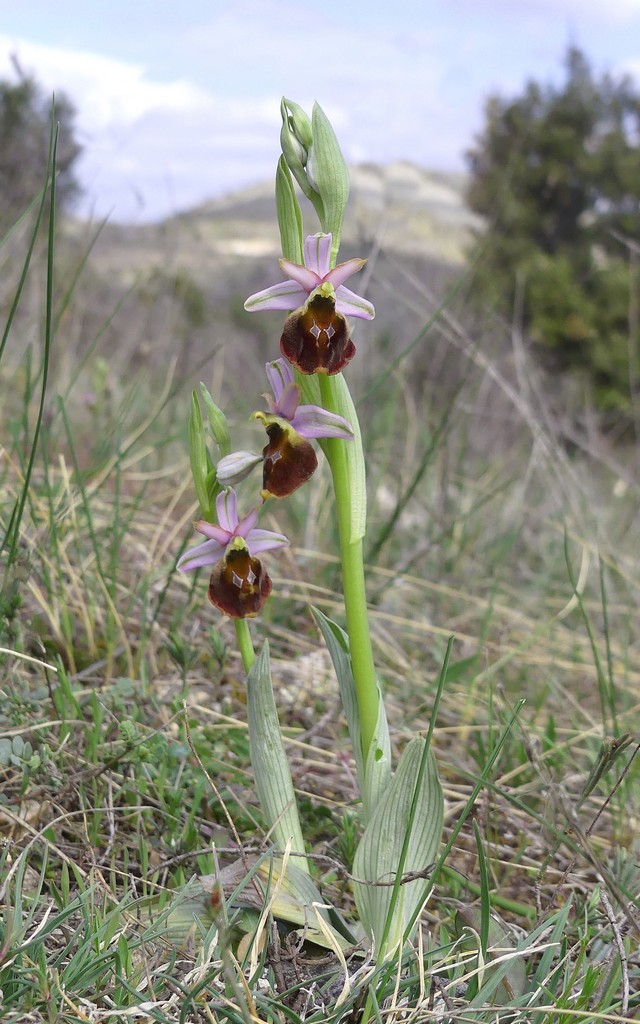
[217,450,262,486]
[280,97,315,200]
[282,97,312,152]
[199,384,231,458]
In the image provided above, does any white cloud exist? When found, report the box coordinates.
[0,22,470,222]
[0,34,277,220]
[444,0,640,18]
[1,0,638,223]
[0,35,211,129]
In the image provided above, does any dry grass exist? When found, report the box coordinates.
[0,203,639,1020]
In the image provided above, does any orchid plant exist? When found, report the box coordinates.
[179,97,444,966]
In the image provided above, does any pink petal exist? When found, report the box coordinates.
[303,233,332,277]
[246,528,290,554]
[193,520,232,545]
[335,284,375,320]
[291,405,354,440]
[244,280,308,312]
[276,382,300,421]
[265,358,294,403]
[279,258,320,292]
[177,537,225,572]
[216,489,238,533]
[235,507,260,539]
[324,257,366,290]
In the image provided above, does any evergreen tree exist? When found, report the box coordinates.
[467,47,640,417]
[0,58,82,232]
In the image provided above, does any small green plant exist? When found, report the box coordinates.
[177,98,446,972]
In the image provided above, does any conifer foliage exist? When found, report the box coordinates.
[467,47,640,418]
[0,58,81,232]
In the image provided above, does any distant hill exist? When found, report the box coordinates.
[0,163,483,413]
[67,161,479,279]
[180,161,481,265]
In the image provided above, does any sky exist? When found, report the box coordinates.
[2,0,640,224]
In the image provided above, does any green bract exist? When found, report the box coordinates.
[199,383,231,458]
[187,390,217,520]
[275,155,304,267]
[310,103,350,267]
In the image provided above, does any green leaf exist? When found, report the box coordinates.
[312,608,391,821]
[246,642,308,873]
[443,654,479,683]
[266,859,352,950]
[147,857,352,952]
[362,699,392,818]
[352,736,444,956]
[454,904,528,1006]
[275,156,304,266]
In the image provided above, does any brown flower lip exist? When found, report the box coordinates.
[207,546,272,618]
[280,293,356,375]
[260,420,318,498]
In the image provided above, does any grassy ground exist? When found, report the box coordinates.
[0,195,639,1023]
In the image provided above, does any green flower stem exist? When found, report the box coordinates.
[235,618,256,674]
[319,372,379,760]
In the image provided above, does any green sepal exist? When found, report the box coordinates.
[246,642,308,873]
[275,155,304,266]
[199,383,231,457]
[281,96,313,151]
[310,102,350,265]
[352,736,444,956]
[311,608,390,822]
[297,371,366,543]
[188,390,216,519]
[280,97,312,197]
[280,97,325,225]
